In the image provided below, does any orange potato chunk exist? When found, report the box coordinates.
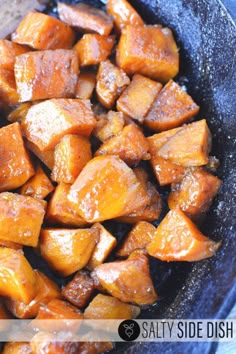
[30,332,80,354]
[0,247,37,303]
[0,39,29,71]
[158,119,212,166]
[40,228,99,276]
[22,98,96,151]
[146,209,221,261]
[93,110,125,142]
[0,192,46,247]
[51,134,92,184]
[96,60,130,109]
[11,11,75,50]
[74,34,115,66]
[0,69,19,105]
[7,102,32,123]
[75,70,96,99]
[145,80,200,131]
[168,169,222,221]
[68,155,150,223]
[58,2,113,36]
[2,342,32,354]
[95,124,150,165]
[26,141,55,171]
[0,239,22,250]
[116,25,179,82]
[14,50,79,102]
[92,251,157,305]
[0,122,35,192]
[106,0,144,31]
[117,74,162,122]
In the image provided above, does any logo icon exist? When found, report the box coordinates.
[118,320,140,341]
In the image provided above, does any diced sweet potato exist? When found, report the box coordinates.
[88,223,117,269]
[117,221,156,257]
[0,239,22,250]
[40,228,99,276]
[22,99,96,151]
[0,39,29,71]
[62,270,95,308]
[84,293,140,319]
[6,270,61,319]
[0,69,19,105]
[51,134,92,184]
[68,155,150,223]
[147,127,185,185]
[74,34,115,66]
[145,80,200,131]
[158,119,212,166]
[14,50,79,102]
[46,183,88,227]
[75,70,96,99]
[2,342,32,354]
[96,60,130,109]
[30,332,80,354]
[95,124,150,165]
[0,247,37,303]
[106,0,144,31]
[92,251,157,305]
[117,74,162,122]
[0,192,45,247]
[93,110,125,142]
[7,102,32,123]
[116,25,179,82]
[146,209,221,261]
[26,141,55,171]
[168,169,222,221]
[58,2,113,36]
[12,11,75,50]
[0,122,35,192]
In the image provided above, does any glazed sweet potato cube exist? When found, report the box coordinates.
[0,69,19,105]
[11,11,75,50]
[0,248,37,303]
[22,99,96,151]
[95,124,150,165]
[51,134,92,184]
[0,122,35,192]
[0,239,22,250]
[88,223,117,269]
[6,270,61,319]
[74,34,115,66]
[30,332,80,354]
[46,183,88,227]
[92,251,157,305]
[26,141,54,171]
[145,80,200,131]
[93,110,125,142]
[117,74,162,122]
[168,169,222,221]
[7,102,32,123]
[116,25,179,82]
[148,127,186,185]
[96,60,130,109]
[106,0,144,31]
[84,293,140,319]
[58,2,113,36]
[40,228,99,276]
[68,155,150,223]
[75,70,96,99]
[0,39,29,71]
[2,342,32,354]
[62,270,95,308]
[158,119,212,166]
[0,192,46,247]
[14,50,79,102]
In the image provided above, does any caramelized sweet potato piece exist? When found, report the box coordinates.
[12,11,75,50]
[75,70,96,99]
[95,124,150,165]
[146,209,221,261]
[30,332,80,354]
[93,110,125,142]
[168,169,222,221]
[158,119,212,166]
[0,69,19,105]
[14,50,79,102]
[0,192,45,247]
[68,156,150,223]
[0,248,37,303]
[116,25,179,82]
[96,60,130,109]
[0,39,29,71]
[22,99,96,151]
[0,122,35,192]
[88,223,117,269]
[51,134,92,184]
[106,0,144,31]
[40,228,99,276]
[117,74,162,122]
[145,80,200,131]
[2,342,32,354]
[74,34,115,66]
[26,141,54,171]
[0,239,22,250]
[62,270,95,308]
[58,2,113,36]
[7,102,32,123]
